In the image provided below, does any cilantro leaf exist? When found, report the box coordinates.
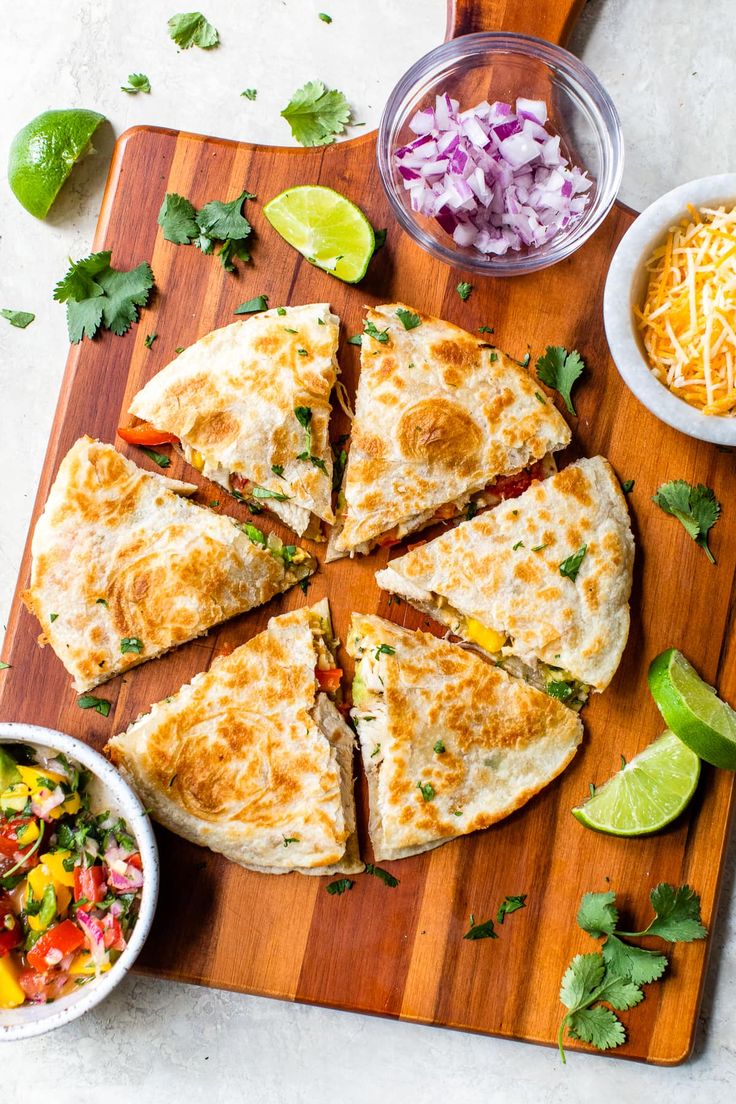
[496,894,526,924]
[653,481,721,563]
[318,12,332,22]
[281,79,352,147]
[364,863,399,888]
[621,479,635,493]
[158,193,199,244]
[144,332,157,348]
[217,237,251,273]
[396,308,421,330]
[347,333,362,346]
[53,252,153,343]
[364,320,389,344]
[240,523,266,547]
[559,953,605,1010]
[546,680,574,701]
[601,976,644,1011]
[251,486,290,501]
[326,878,354,895]
[643,884,708,943]
[566,1006,625,1051]
[235,295,269,314]
[77,694,111,717]
[559,544,588,582]
[196,190,253,242]
[535,346,585,415]
[121,73,151,94]
[140,446,170,468]
[374,644,395,658]
[601,934,668,985]
[1,309,35,329]
[241,89,257,101]
[456,281,472,301]
[464,918,497,941]
[417,781,435,802]
[167,12,219,50]
[120,637,144,654]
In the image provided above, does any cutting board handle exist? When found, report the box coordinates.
[448,0,586,45]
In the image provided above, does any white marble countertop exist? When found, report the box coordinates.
[1,1,735,1099]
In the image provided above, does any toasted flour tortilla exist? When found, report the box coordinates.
[329,303,570,557]
[376,456,634,696]
[107,601,361,876]
[347,614,583,861]
[128,304,340,536]
[23,437,314,692]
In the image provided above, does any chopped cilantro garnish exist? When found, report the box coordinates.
[1,309,35,329]
[297,347,308,356]
[497,895,527,924]
[283,836,299,847]
[120,637,144,654]
[396,308,421,330]
[456,281,472,301]
[534,391,546,404]
[464,917,497,940]
[512,540,524,550]
[121,73,151,95]
[235,295,269,314]
[167,11,219,50]
[140,445,170,468]
[318,12,332,23]
[251,486,290,501]
[546,680,574,702]
[276,306,287,315]
[96,598,108,606]
[240,523,266,547]
[364,320,389,344]
[531,543,547,553]
[374,643,395,659]
[77,695,111,717]
[417,781,435,802]
[241,89,257,101]
[559,545,588,581]
[433,741,445,754]
[144,332,157,348]
[271,464,284,477]
[347,333,362,345]
[478,325,494,334]
[281,80,352,147]
[364,863,399,888]
[326,878,354,895]
[53,252,154,344]
[49,613,59,623]
[621,479,635,493]
[536,346,585,415]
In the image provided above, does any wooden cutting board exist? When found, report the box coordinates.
[1,0,734,1064]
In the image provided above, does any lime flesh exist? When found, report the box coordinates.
[648,648,736,770]
[572,730,700,836]
[263,185,375,283]
[8,108,105,219]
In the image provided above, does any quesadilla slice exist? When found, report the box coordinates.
[328,302,570,558]
[107,601,361,876]
[376,456,634,705]
[125,303,339,538]
[347,613,582,861]
[23,437,315,692]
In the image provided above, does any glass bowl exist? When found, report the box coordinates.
[377,32,624,277]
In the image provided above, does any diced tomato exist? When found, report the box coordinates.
[0,819,39,867]
[117,424,179,447]
[19,968,50,1000]
[315,667,342,693]
[73,864,106,905]
[230,474,251,493]
[27,920,85,971]
[493,459,546,501]
[101,914,125,951]
[126,852,143,871]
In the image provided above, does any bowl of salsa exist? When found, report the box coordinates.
[0,723,158,1039]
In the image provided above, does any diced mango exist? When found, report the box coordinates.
[189,448,205,471]
[464,618,507,654]
[26,863,72,929]
[40,850,76,888]
[15,819,39,845]
[0,955,25,1009]
[69,951,111,976]
[60,793,81,817]
[17,765,64,789]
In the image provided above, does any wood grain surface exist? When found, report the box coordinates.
[1,0,734,1064]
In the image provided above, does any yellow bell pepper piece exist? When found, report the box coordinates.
[40,850,76,888]
[15,819,39,845]
[61,792,81,816]
[69,951,111,976]
[26,862,72,929]
[16,764,65,789]
[189,448,205,471]
[464,617,507,654]
[0,955,25,1009]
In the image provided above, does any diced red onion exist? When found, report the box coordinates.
[394,94,593,257]
[77,909,108,971]
[31,786,66,820]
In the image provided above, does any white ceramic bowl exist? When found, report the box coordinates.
[0,723,158,1041]
[604,173,736,446]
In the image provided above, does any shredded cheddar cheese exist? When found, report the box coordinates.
[636,204,736,417]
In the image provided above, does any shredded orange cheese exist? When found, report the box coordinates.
[636,204,736,417]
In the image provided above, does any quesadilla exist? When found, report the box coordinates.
[328,303,570,558]
[23,437,314,692]
[347,613,582,861]
[126,303,340,538]
[376,456,634,706]
[107,601,361,876]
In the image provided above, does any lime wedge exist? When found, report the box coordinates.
[8,108,105,219]
[648,647,736,769]
[572,730,700,836]
[263,185,375,283]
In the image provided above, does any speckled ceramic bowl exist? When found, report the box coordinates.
[604,173,736,445]
[0,723,158,1041]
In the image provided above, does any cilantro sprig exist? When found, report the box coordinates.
[281,80,352,147]
[294,406,327,474]
[652,480,721,564]
[536,346,585,415]
[558,884,707,1061]
[157,189,255,273]
[121,73,151,94]
[53,252,154,344]
[167,11,219,50]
